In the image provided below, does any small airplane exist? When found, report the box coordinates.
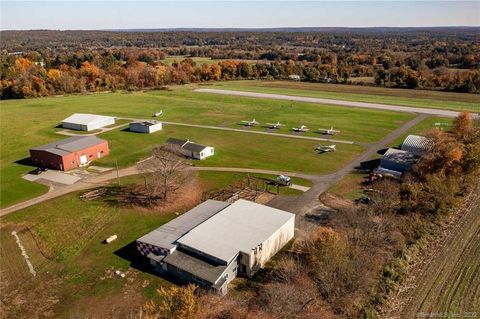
[153,110,163,117]
[318,126,340,135]
[292,125,309,132]
[316,144,336,153]
[241,119,260,126]
[265,121,284,129]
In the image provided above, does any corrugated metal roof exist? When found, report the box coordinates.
[177,199,295,264]
[62,113,115,125]
[163,248,227,284]
[137,200,230,252]
[380,148,418,172]
[30,136,106,156]
[401,135,433,155]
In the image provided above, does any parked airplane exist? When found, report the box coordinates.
[241,119,260,126]
[316,144,336,153]
[153,110,163,117]
[292,125,309,132]
[318,126,340,135]
[266,121,284,129]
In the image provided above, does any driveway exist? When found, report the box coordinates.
[195,88,463,118]
[22,170,81,185]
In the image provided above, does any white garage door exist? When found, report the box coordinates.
[79,155,88,165]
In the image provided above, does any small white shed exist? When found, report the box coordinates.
[166,138,214,160]
[129,120,163,134]
[62,113,115,131]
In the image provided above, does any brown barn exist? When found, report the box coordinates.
[29,136,109,171]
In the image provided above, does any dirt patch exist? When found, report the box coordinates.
[69,269,146,319]
[319,192,355,211]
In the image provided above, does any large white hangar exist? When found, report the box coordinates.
[62,113,116,131]
[136,199,295,295]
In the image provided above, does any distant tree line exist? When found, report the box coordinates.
[1,28,479,99]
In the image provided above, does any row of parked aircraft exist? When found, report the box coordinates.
[241,119,337,153]
[241,119,341,135]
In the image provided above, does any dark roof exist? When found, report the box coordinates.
[183,142,208,153]
[166,138,209,153]
[131,120,161,127]
[30,136,106,156]
[380,148,418,172]
[166,138,188,147]
[137,200,230,252]
[163,248,227,284]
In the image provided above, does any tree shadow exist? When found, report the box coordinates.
[357,158,381,170]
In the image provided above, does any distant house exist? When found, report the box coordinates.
[166,138,214,160]
[30,136,109,171]
[137,199,295,295]
[62,113,115,131]
[129,120,162,134]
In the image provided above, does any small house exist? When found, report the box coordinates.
[166,138,214,160]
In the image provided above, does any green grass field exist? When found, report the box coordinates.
[0,169,309,317]
[208,80,480,112]
[1,86,414,208]
[390,116,454,147]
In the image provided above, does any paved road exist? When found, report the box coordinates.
[267,114,427,231]
[195,88,462,118]
[0,166,315,217]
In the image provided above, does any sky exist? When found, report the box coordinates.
[1,1,479,30]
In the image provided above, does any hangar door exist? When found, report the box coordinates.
[79,155,88,165]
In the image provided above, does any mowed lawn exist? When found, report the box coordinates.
[208,80,480,112]
[97,124,364,174]
[0,87,411,208]
[390,116,454,147]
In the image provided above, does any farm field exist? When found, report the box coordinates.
[0,86,412,208]
[1,170,305,318]
[208,80,480,112]
[161,55,259,65]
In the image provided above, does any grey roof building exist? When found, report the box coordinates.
[129,120,162,134]
[30,136,107,156]
[136,199,295,295]
[165,138,214,160]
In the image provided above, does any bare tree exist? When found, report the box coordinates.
[137,144,193,201]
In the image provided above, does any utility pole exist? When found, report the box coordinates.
[116,160,120,186]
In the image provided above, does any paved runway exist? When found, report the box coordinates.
[195,88,464,118]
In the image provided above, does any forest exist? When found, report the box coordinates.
[1,28,479,99]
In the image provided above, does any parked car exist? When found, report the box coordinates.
[276,175,292,186]
[30,167,48,175]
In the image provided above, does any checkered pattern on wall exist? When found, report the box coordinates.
[136,241,170,257]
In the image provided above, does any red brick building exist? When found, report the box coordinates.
[29,136,109,171]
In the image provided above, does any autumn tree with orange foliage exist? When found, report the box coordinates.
[142,284,198,319]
